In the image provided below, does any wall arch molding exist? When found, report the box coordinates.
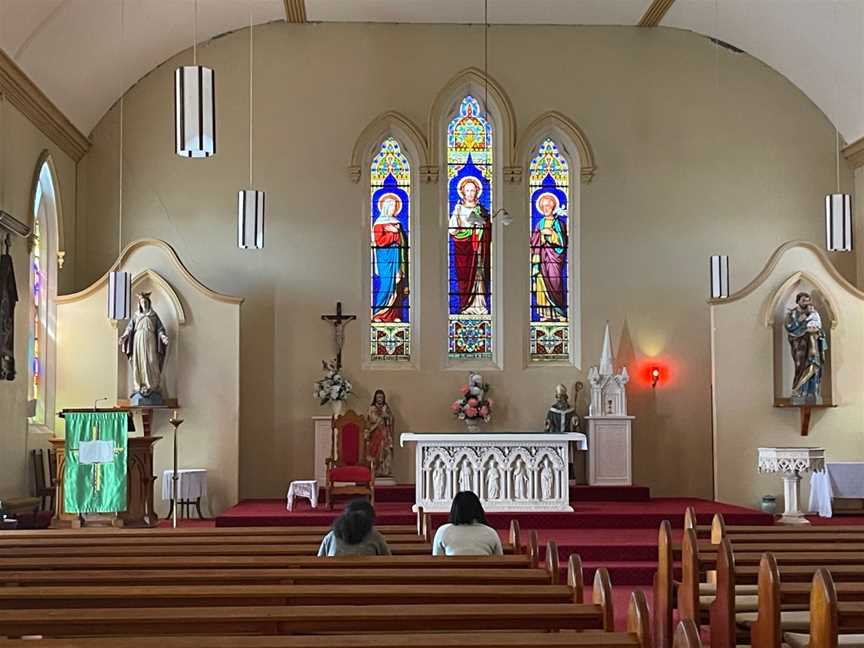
[516,112,597,184]
[348,111,429,183]
[28,150,66,267]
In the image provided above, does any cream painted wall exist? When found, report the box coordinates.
[0,96,77,499]
[711,243,864,509]
[75,24,855,500]
[55,241,241,515]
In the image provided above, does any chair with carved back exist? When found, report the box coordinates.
[326,410,375,509]
[30,449,55,513]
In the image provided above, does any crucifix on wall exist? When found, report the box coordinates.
[321,301,356,371]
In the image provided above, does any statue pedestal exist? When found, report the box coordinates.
[586,416,634,486]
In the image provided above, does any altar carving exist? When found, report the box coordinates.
[401,433,581,512]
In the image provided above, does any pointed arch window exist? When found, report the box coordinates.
[369,137,412,362]
[529,138,571,362]
[28,160,59,428]
[447,96,494,360]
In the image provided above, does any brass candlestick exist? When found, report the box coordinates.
[169,410,184,529]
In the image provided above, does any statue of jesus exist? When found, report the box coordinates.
[120,292,169,404]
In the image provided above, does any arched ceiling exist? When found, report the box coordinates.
[1,0,862,144]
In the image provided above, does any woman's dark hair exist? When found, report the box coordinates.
[333,499,375,545]
[449,491,487,526]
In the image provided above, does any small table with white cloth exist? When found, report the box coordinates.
[286,479,319,511]
[809,462,864,518]
[161,468,208,519]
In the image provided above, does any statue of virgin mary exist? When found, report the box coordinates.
[119,292,169,404]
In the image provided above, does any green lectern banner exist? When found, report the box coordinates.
[63,411,128,513]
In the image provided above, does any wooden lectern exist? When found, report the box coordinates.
[53,408,161,528]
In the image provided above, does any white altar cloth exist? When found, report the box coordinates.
[809,462,864,518]
[400,432,585,512]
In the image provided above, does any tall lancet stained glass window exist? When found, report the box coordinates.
[370,137,412,362]
[447,96,494,360]
[529,138,570,362]
[29,202,44,422]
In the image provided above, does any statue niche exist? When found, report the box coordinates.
[768,275,835,433]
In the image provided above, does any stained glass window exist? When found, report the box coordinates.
[447,96,494,360]
[529,138,570,362]
[29,187,44,423]
[370,137,411,362]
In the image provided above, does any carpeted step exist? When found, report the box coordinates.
[570,485,650,502]
[579,561,660,587]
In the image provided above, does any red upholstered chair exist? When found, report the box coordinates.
[326,410,375,509]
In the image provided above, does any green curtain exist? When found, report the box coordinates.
[63,411,128,514]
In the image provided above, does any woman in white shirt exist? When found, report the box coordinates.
[432,491,503,556]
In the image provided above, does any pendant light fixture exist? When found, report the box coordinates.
[825,0,852,252]
[109,0,131,320]
[238,4,265,249]
[709,255,730,299]
[707,0,730,299]
[175,0,215,158]
[826,130,852,252]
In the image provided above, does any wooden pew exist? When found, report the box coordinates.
[749,557,864,648]
[1,566,553,587]
[688,509,864,542]
[0,591,652,646]
[0,602,609,638]
[0,582,580,609]
[0,553,538,572]
[0,542,434,556]
[0,533,429,548]
[784,568,864,648]
[655,516,864,648]
[673,619,704,648]
[711,540,864,647]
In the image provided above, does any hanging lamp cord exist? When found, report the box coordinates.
[484,0,488,114]
[193,0,198,67]
[118,0,124,258]
[249,4,254,188]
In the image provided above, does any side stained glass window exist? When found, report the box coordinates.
[447,96,494,360]
[29,189,44,422]
[370,137,411,362]
[529,138,570,362]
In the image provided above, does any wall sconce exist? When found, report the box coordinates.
[651,367,661,389]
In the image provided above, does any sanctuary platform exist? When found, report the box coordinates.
[215,484,771,585]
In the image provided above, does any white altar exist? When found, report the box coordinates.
[400,433,586,512]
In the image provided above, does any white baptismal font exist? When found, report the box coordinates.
[757,447,825,525]
[400,433,585,512]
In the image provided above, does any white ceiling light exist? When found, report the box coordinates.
[238,3,265,250]
[109,1,130,320]
[825,1,852,253]
[175,0,216,158]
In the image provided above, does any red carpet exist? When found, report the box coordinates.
[214,484,771,586]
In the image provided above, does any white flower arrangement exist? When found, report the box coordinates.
[313,359,353,405]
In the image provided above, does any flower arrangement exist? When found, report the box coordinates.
[313,359,353,405]
[451,372,492,423]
